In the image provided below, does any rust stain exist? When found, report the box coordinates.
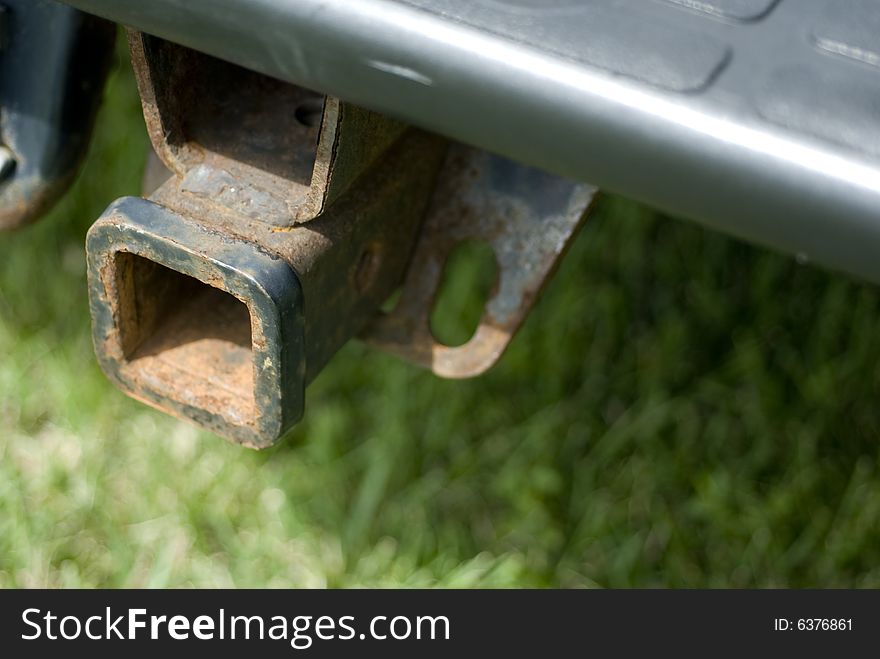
[362,145,600,379]
[88,33,449,446]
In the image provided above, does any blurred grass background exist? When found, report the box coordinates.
[2,42,880,588]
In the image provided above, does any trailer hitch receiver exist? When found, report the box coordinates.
[88,198,305,446]
[86,34,446,447]
[86,33,598,447]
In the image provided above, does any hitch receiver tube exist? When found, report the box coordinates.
[87,198,304,447]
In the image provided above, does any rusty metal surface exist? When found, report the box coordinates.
[87,35,448,447]
[298,96,408,222]
[0,1,113,228]
[129,32,406,228]
[364,145,599,378]
[88,200,304,447]
[129,32,323,225]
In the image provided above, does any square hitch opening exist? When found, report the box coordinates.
[87,197,304,448]
[114,254,256,427]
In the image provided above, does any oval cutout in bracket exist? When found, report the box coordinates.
[429,240,498,348]
[363,145,599,379]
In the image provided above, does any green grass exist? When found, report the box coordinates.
[2,44,880,588]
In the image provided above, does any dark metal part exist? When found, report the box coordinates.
[0,0,114,228]
[127,33,407,228]
[87,35,447,447]
[88,198,305,445]
[364,146,598,378]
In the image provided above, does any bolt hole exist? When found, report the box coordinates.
[295,97,325,128]
[354,243,383,293]
[430,240,498,347]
